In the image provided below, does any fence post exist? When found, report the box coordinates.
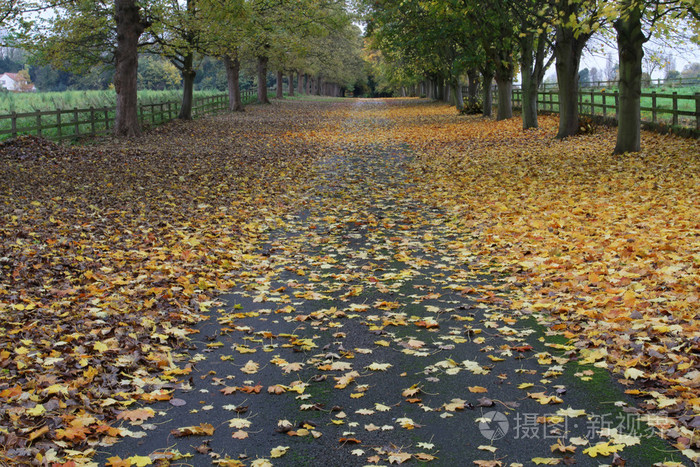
[672,92,678,126]
[695,92,699,131]
[11,112,16,138]
[651,92,657,123]
[602,90,607,117]
[104,107,110,132]
[90,107,96,136]
[36,111,42,138]
[74,107,79,137]
[57,110,62,140]
[590,90,595,116]
[614,92,619,120]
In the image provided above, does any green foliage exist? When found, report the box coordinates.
[138,55,182,90]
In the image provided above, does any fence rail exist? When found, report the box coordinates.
[0,90,259,142]
[511,89,700,130]
[514,76,700,92]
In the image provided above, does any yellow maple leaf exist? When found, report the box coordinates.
[270,446,289,458]
[583,442,625,457]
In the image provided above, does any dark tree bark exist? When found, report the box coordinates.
[223,53,243,112]
[452,80,464,110]
[613,1,645,154]
[466,69,479,108]
[495,75,513,120]
[520,32,553,129]
[288,72,294,96]
[316,75,322,95]
[276,70,284,99]
[178,53,196,120]
[553,4,593,139]
[114,0,149,136]
[491,47,515,120]
[481,68,494,117]
[297,70,303,94]
[256,55,270,104]
[305,74,311,94]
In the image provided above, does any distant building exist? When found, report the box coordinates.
[0,72,36,92]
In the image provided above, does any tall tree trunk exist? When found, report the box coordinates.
[554,7,592,139]
[297,71,303,94]
[452,80,464,110]
[256,55,270,104]
[114,0,148,136]
[554,39,580,137]
[436,80,444,100]
[613,2,645,154]
[223,53,243,112]
[288,72,294,96]
[467,69,479,108]
[276,70,284,99]
[495,76,513,120]
[178,53,196,120]
[482,69,494,117]
[316,75,322,95]
[520,36,537,129]
[305,74,311,94]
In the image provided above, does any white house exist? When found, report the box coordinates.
[0,72,36,92]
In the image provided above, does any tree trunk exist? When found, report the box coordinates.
[305,74,311,94]
[297,70,303,94]
[520,36,538,129]
[276,70,284,99]
[223,54,243,112]
[495,76,513,120]
[554,41,580,137]
[554,12,591,139]
[467,69,479,108]
[613,2,645,154]
[519,32,552,130]
[482,69,494,117]
[256,55,270,104]
[436,80,444,100]
[114,0,148,136]
[178,53,196,120]
[453,80,464,110]
[316,75,322,95]
[288,72,295,96]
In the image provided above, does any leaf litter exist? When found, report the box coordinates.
[0,98,698,466]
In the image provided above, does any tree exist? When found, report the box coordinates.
[138,54,181,89]
[29,0,151,136]
[513,0,556,128]
[613,0,699,154]
[147,0,206,119]
[114,0,151,135]
[552,0,602,138]
[199,0,247,111]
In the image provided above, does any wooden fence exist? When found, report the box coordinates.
[0,90,258,142]
[511,89,700,130]
[523,76,700,92]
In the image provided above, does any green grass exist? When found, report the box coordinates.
[0,89,233,142]
[0,89,223,114]
[514,85,699,127]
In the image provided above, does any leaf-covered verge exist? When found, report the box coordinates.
[0,102,338,464]
[382,101,699,457]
